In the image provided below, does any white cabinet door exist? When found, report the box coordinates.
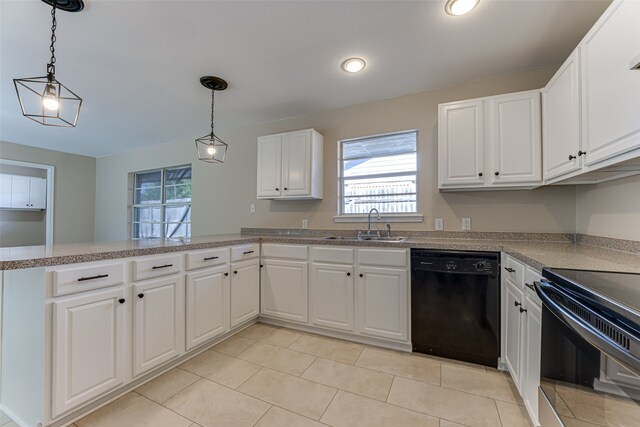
[522,295,542,426]
[438,100,485,188]
[10,175,30,208]
[230,258,260,328]
[357,266,408,341]
[488,91,541,185]
[261,259,308,323]
[257,134,282,198]
[504,279,524,393]
[0,174,11,208]
[310,263,354,332]
[133,276,184,377]
[604,356,640,388]
[51,287,127,418]
[186,265,229,350]
[281,130,311,197]
[543,49,583,181]
[29,177,47,209]
[581,0,640,166]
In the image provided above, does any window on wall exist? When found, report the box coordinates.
[339,131,417,215]
[131,165,192,239]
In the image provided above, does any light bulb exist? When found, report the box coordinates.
[341,58,366,73]
[445,0,480,16]
[207,146,216,156]
[42,84,59,111]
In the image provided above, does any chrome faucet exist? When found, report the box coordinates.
[358,208,381,239]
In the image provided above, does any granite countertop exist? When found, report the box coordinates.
[1,232,639,273]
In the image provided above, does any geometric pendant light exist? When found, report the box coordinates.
[13,0,84,127]
[195,76,229,163]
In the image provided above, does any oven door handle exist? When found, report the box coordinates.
[534,280,640,375]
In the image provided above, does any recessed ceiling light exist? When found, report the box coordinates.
[341,58,366,73]
[445,0,480,16]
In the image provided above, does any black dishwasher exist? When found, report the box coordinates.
[411,250,500,367]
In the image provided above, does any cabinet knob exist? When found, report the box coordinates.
[494,171,500,176]
[138,293,144,299]
[514,301,522,307]
[568,154,576,160]
[233,270,238,275]
[478,172,483,177]
[260,264,264,268]
[578,151,587,156]
[284,187,288,190]
[346,272,351,276]
[504,267,515,273]
[118,298,126,304]
[519,307,527,314]
[275,188,279,191]
[359,273,364,278]
[224,272,229,276]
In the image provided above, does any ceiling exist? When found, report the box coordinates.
[0,0,610,158]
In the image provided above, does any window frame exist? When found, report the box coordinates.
[130,164,192,239]
[336,130,423,223]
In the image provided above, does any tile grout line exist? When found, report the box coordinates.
[493,398,505,427]
[317,387,340,424]
[132,390,198,426]
[249,403,274,427]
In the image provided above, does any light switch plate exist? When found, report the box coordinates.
[462,218,471,231]
[435,218,444,231]
[302,219,308,229]
[250,203,256,213]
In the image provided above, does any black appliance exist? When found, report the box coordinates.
[411,250,500,367]
[536,268,640,427]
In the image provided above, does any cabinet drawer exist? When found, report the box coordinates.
[231,243,260,261]
[52,262,126,297]
[524,266,542,305]
[358,248,407,268]
[310,246,354,264]
[133,254,182,281]
[186,247,229,271]
[261,244,308,260]
[503,255,524,286]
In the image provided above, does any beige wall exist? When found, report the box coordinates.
[576,174,640,241]
[95,65,579,241]
[0,140,96,244]
[0,164,47,247]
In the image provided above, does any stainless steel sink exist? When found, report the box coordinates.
[323,236,406,242]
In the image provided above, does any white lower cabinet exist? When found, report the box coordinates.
[185,264,230,350]
[310,262,355,332]
[132,275,185,377]
[504,278,524,392]
[230,258,260,328]
[51,287,128,419]
[521,293,542,426]
[357,266,408,341]
[261,259,308,323]
[502,255,543,426]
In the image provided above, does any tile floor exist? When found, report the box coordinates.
[69,323,531,427]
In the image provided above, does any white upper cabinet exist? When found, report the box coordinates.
[438,100,485,188]
[542,48,583,181]
[438,90,542,190]
[257,128,323,200]
[0,174,47,209]
[256,134,282,199]
[488,91,541,185]
[581,0,640,166]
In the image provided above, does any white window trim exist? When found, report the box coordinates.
[130,165,192,239]
[333,213,424,223]
[336,129,422,221]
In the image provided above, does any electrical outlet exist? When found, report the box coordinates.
[462,218,471,231]
[250,203,256,213]
[435,218,444,231]
[302,219,308,229]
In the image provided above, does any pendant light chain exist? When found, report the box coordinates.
[47,0,58,80]
[210,90,216,135]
